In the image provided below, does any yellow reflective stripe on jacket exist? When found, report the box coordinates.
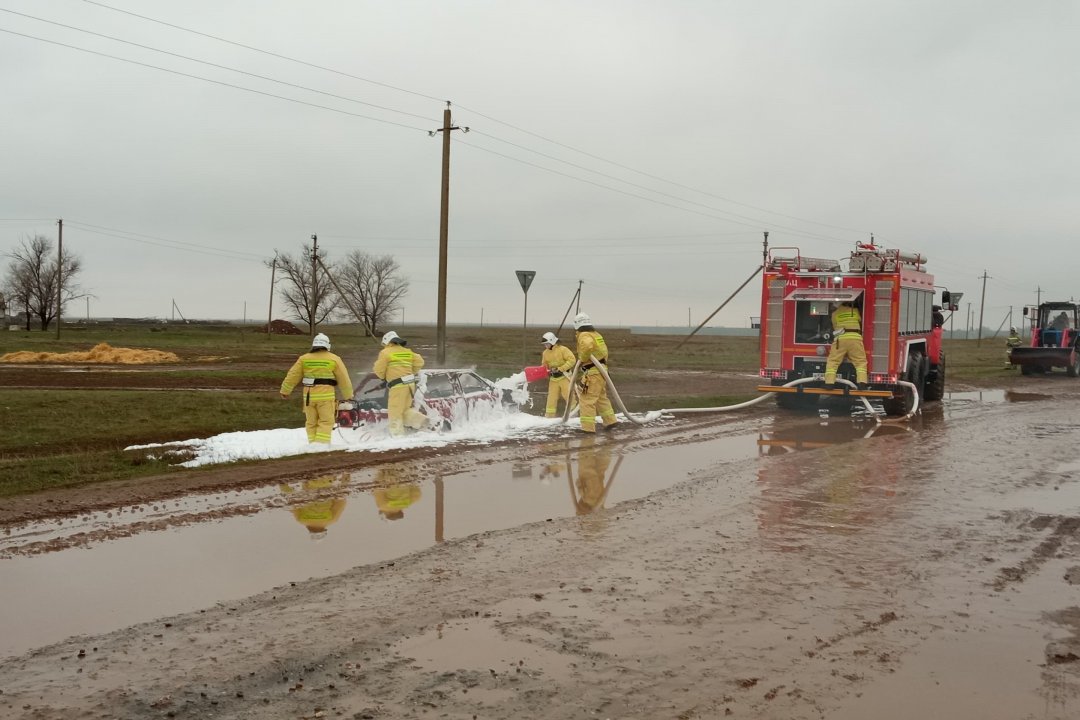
[576,331,609,375]
[386,351,414,368]
[281,351,352,400]
[833,307,861,331]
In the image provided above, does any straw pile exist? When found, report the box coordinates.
[0,342,181,364]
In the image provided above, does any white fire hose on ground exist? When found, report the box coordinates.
[560,356,920,426]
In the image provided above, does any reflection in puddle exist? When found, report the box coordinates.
[754,416,922,549]
[0,433,758,658]
[947,389,1007,403]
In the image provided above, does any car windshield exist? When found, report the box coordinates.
[456,372,491,394]
[423,373,456,398]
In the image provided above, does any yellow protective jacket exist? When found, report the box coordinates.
[542,344,576,377]
[575,330,609,376]
[831,305,862,334]
[280,349,354,404]
[373,345,425,383]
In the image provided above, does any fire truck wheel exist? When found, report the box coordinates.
[882,387,915,417]
[923,352,946,402]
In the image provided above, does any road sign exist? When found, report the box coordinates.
[515,270,535,294]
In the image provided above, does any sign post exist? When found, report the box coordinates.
[516,270,536,365]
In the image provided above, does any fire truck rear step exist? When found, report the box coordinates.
[757,385,893,398]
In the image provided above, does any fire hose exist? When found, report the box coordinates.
[559,356,920,426]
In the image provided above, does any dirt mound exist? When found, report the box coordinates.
[260,319,304,335]
[0,342,181,364]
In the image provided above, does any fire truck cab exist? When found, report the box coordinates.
[757,244,947,416]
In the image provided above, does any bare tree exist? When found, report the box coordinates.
[269,245,340,332]
[3,234,83,331]
[337,251,409,336]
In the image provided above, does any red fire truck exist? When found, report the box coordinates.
[756,244,951,416]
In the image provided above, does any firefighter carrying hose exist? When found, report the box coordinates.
[374,330,426,437]
[280,333,354,445]
[824,301,868,389]
[573,313,618,433]
[540,331,576,418]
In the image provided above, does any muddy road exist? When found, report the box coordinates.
[2,382,1080,719]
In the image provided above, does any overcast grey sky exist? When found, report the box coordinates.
[2,0,1077,330]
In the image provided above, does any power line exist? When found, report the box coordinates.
[467,129,859,241]
[0,8,435,124]
[455,136,850,245]
[64,220,268,262]
[0,27,431,133]
[459,108,869,236]
[6,9,856,239]
[80,0,447,104]
[77,0,873,242]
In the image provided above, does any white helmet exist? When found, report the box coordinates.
[541,332,559,346]
[573,312,592,330]
[381,330,401,346]
[312,333,331,350]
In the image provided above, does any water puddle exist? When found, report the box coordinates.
[0,408,969,660]
[831,557,1080,720]
[392,618,572,682]
[946,389,1007,404]
[0,429,764,658]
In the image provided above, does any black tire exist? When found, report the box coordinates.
[882,387,915,416]
[1068,355,1080,378]
[1020,364,1034,376]
[882,351,922,416]
[923,352,946,402]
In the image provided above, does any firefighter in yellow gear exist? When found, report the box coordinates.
[279,474,348,540]
[824,301,868,387]
[573,313,618,433]
[540,331,576,418]
[280,333,355,444]
[373,330,427,436]
[372,466,421,520]
[1005,326,1022,366]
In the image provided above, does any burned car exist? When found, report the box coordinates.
[336,369,525,432]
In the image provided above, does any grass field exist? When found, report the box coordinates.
[0,322,1019,496]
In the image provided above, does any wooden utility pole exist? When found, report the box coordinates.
[310,234,318,337]
[432,102,469,365]
[56,218,62,339]
[267,255,276,338]
[976,270,990,347]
